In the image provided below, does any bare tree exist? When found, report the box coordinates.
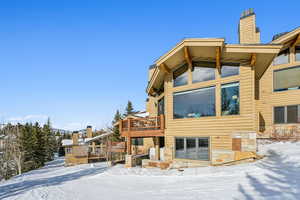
[0,125,24,179]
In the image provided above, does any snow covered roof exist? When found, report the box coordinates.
[134,111,149,118]
[62,139,73,146]
[84,132,113,144]
[61,132,113,146]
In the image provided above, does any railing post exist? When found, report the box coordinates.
[160,114,165,130]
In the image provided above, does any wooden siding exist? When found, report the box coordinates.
[160,65,256,161]
[256,46,300,137]
[164,65,255,137]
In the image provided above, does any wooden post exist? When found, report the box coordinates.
[92,142,95,153]
[216,47,221,74]
[160,115,165,130]
[127,136,132,155]
[155,137,160,160]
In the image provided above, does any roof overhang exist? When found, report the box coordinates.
[146,39,282,95]
[271,27,300,46]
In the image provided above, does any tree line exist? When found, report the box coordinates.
[0,100,137,180]
[0,119,59,180]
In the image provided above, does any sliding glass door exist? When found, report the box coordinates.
[175,137,209,161]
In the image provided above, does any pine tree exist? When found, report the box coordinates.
[124,100,135,117]
[111,110,122,141]
[20,123,40,171]
[43,118,56,161]
[34,122,46,167]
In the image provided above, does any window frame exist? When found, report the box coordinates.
[295,46,300,62]
[273,48,290,66]
[220,63,240,78]
[221,82,240,116]
[273,65,300,92]
[132,138,144,146]
[173,64,189,87]
[174,137,210,161]
[191,61,216,83]
[273,105,300,124]
[157,96,165,116]
[173,86,216,119]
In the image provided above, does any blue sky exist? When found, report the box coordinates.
[0,0,299,130]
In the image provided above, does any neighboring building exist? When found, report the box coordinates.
[62,126,125,166]
[119,9,300,168]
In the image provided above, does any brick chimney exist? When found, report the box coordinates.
[72,131,79,145]
[86,126,93,138]
[238,8,260,44]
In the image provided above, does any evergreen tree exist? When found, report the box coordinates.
[124,100,135,117]
[111,110,122,141]
[43,118,56,161]
[34,122,46,167]
[21,123,38,171]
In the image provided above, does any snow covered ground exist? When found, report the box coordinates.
[1,142,300,200]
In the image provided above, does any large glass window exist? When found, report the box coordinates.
[198,138,209,160]
[186,138,196,160]
[296,46,300,62]
[175,138,185,159]
[274,66,300,92]
[173,86,216,119]
[173,64,188,87]
[273,48,289,65]
[175,137,209,160]
[221,63,240,78]
[157,97,165,115]
[221,82,240,115]
[192,62,215,83]
[274,106,285,124]
[274,105,300,124]
[287,105,298,123]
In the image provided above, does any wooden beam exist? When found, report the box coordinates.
[158,63,171,74]
[216,47,221,74]
[291,34,300,48]
[149,87,154,95]
[184,47,193,69]
[250,53,257,67]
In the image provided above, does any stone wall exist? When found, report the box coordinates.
[211,132,257,165]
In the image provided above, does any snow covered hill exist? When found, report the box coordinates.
[0,142,300,200]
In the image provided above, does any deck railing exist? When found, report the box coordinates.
[121,115,164,132]
[120,115,165,137]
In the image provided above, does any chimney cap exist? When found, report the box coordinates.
[240,8,255,19]
[87,125,92,128]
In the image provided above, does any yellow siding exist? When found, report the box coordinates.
[257,47,300,137]
[165,66,255,136]
[162,65,256,161]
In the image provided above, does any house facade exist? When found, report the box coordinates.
[62,126,125,166]
[120,9,300,167]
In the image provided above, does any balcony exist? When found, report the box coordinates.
[120,115,165,138]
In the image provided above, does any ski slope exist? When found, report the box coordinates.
[0,142,300,200]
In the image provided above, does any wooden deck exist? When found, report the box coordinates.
[119,115,165,138]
